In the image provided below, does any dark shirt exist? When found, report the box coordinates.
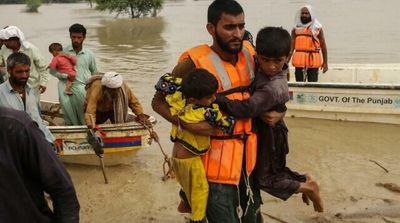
[216,67,289,118]
[0,107,79,223]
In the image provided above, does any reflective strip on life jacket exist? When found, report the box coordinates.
[208,51,231,90]
[242,45,255,81]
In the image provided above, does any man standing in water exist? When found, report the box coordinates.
[49,23,98,125]
[152,1,283,222]
[289,5,328,82]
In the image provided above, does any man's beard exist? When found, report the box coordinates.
[72,42,82,50]
[10,76,28,87]
[215,30,243,54]
[301,16,312,24]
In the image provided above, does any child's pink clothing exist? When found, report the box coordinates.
[49,54,77,78]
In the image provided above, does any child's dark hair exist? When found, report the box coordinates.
[181,68,218,100]
[256,26,291,58]
[49,42,63,53]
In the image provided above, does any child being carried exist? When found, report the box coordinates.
[155,68,234,222]
[48,42,77,95]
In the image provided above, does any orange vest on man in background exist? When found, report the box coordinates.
[178,41,257,185]
[292,27,322,68]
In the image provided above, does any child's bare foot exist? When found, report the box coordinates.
[177,200,191,213]
[306,178,324,212]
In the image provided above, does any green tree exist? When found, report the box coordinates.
[95,0,163,19]
[25,0,41,12]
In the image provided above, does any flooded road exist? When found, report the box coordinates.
[1,1,399,222]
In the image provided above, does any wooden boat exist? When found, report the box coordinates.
[286,64,400,125]
[40,101,156,165]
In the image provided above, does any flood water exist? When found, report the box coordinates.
[1,1,400,222]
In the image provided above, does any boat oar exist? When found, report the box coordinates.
[87,115,108,184]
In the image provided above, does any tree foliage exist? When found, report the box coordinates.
[0,0,80,3]
[0,0,25,3]
[95,0,163,18]
[25,0,41,12]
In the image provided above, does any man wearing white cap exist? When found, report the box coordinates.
[0,26,49,100]
[289,5,328,82]
[84,71,149,128]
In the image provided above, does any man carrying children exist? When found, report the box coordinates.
[152,1,284,222]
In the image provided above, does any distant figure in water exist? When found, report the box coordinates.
[216,26,324,212]
[48,42,77,96]
[289,5,328,82]
[84,71,150,128]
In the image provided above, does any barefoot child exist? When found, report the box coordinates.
[48,43,77,95]
[216,27,323,212]
[155,69,234,222]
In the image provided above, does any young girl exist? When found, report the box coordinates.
[155,69,234,222]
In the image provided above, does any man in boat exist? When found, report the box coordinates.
[84,71,149,128]
[152,0,284,222]
[0,106,80,223]
[289,5,328,82]
[0,26,50,101]
[0,52,55,144]
[49,23,98,125]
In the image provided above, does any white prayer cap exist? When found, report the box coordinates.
[101,71,123,88]
[1,26,29,48]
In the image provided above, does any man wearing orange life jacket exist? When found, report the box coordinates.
[289,5,328,82]
[152,1,284,222]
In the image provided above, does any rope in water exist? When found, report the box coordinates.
[143,124,175,181]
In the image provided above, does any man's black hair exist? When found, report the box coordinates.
[6,52,31,69]
[256,26,291,58]
[48,42,63,53]
[69,23,86,36]
[181,68,218,100]
[208,0,244,26]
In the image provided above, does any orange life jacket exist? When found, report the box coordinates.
[178,41,258,185]
[291,27,322,68]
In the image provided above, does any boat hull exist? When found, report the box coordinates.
[287,82,400,124]
[41,101,155,165]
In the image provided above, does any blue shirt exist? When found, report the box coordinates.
[0,80,55,143]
